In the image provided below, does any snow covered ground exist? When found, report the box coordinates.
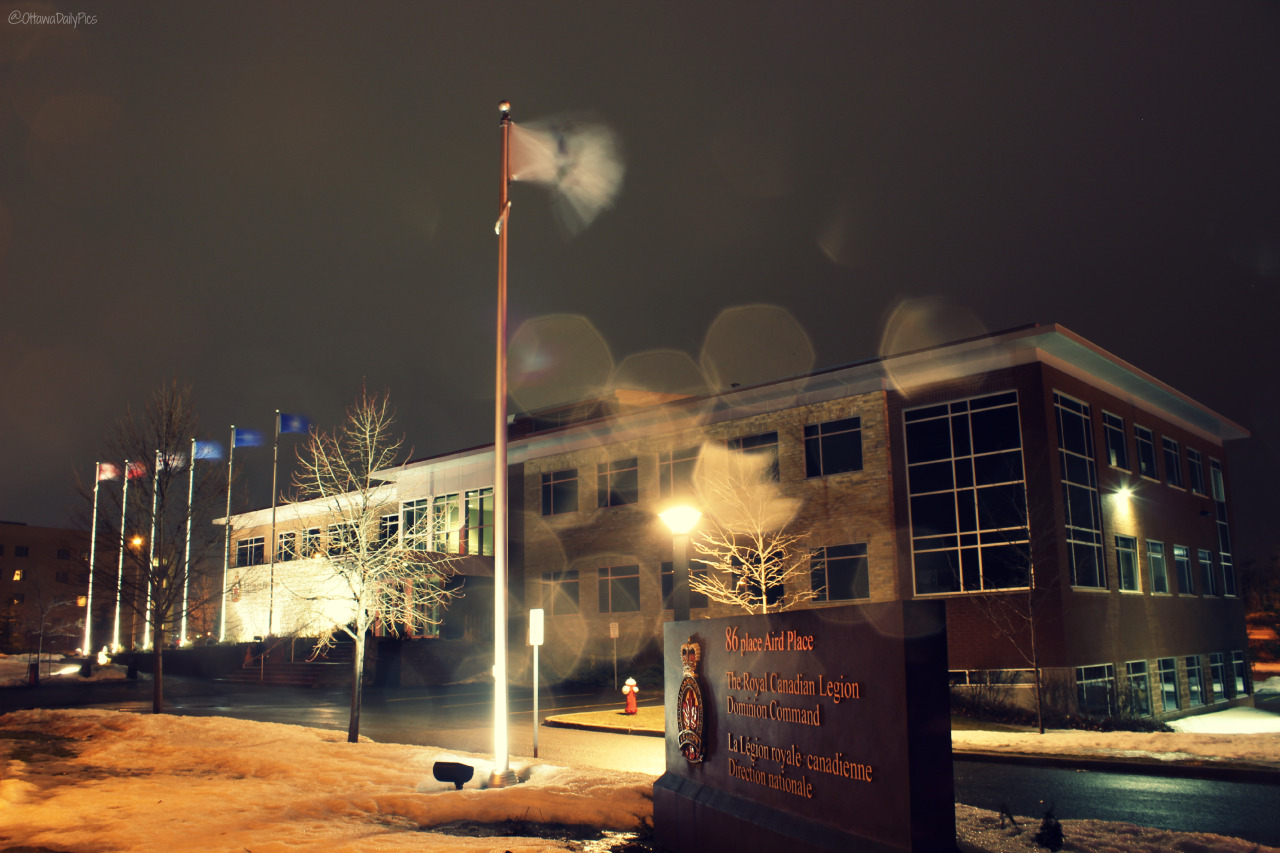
[1,670,1277,851]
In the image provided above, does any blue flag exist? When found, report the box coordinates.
[233,428,264,448]
[194,441,224,461]
[279,413,311,435]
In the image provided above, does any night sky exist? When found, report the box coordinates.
[2,3,1278,568]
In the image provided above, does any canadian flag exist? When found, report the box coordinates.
[97,463,121,482]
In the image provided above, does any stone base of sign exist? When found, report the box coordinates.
[653,601,955,853]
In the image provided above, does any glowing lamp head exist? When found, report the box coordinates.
[660,505,702,536]
[499,100,511,115]
[1115,486,1133,500]
[131,536,144,547]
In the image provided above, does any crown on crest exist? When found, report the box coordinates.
[680,637,700,674]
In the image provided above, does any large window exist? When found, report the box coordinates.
[1232,651,1250,698]
[1076,664,1115,716]
[811,543,869,601]
[1173,545,1194,595]
[804,416,863,478]
[727,432,779,481]
[1198,548,1217,597]
[403,499,430,550]
[378,514,399,549]
[907,391,1029,594]
[327,523,355,555]
[597,564,640,613]
[658,447,699,498]
[541,468,579,516]
[542,571,579,614]
[236,537,264,567]
[1157,658,1179,711]
[1187,448,1206,495]
[277,531,297,562]
[1103,412,1129,469]
[1208,653,1226,703]
[1116,535,1139,591]
[1186,656,1205,707]
[1125,661,1151,716]
[1162,438,1183,488]
[302,527,321,558]
[1210,459,1236,597]
[1134,425,1159,480]
[1147,540,1169,594]
[432,494,461,554]
[464,488,494,556]
[1055,393,1105,588]
[661,561,708,610]
[597,458,639,508]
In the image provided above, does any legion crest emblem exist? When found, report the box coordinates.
[676,636,705,764]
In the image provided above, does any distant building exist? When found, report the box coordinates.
[226,324,1251,718]
[0,522,93,653]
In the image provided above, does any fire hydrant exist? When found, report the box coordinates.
[622,677,639,715]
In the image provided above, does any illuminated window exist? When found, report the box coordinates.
[727,432,779,481]
[805,416,863,478]
[464,488,494,556]
[10,569,21,582]
[77,595,88,607]
[658,447,699,498]
[1157,658,1179,711]
[597,458,639,508]
[402,500,431,550]
[277,531,296,561]
[1116,536,1139,591]
[1162,438,1183,488]
[1147,540,1169,594]
[541,468,578,516]
[1173,545,1194,595]
[235,537,264,567]
[1187,448,1206,495]
[432,494,461,554]
[660,561,708,609]
[1134,426,1158,480]
[1053,393,1104,588]
[597,564,640,613]
[811,543,869,601]
[542,570,579,614]
[1102,412,1129,470]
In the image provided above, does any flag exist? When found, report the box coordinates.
[97,463,121,482]
[158,452,187,471]
[125,461,148,479]
[509,116,625,235]
[234,428,264,448]
[279,413,311,435]
[194,441,224,461]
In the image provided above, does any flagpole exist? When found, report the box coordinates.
[490,99,516,788]
[269,410,280,637]
[220,427,235,642]
[113,461,129,651]
[181,438,195,646]
[144,449,159,649]
[83,463,101,655]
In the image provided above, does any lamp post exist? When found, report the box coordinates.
[660,506,702,622]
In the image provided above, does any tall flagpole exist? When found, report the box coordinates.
[490,99,516,788]
[220,426,235,642]
[113,462,130,650]
[269,410,280,637]
[144,449,159,649]
[181,438,195,646]
[83,462,102,655]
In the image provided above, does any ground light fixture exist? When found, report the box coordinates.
[660,506,702,622]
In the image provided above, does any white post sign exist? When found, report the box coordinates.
[529,609,544,757]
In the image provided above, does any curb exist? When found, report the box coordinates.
[542,718,665,737]
[954,748,1280,785]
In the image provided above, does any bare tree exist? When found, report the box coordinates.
[286,389,460,743]
[21,572,80,677]
[688,443,816,614]
[81,381,230,713]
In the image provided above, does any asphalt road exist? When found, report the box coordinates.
[6,676,1278,845]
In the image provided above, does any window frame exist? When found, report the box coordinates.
[1186,447,1206,495]
[1102,412,1129,470]
[597,564,641,613]
[804,416,864,479]
[1162,437,1184,489]
[1185,655,1206,707]
[1157,657,1180,712]
[236,536,265,568]
[658,447,699,499]
[1173,544,1194,595]
[1198,548,1217,596]
[597,457,640,508]
[727,431,780,482]
[1116,535,1139,592]
[1146,540,1169,594]
[542,570,580,615]
[540,468,579,517]
[810,542,870,602]
[1134,425,1159,480]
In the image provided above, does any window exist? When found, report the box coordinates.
[597,458,639,508]
[1157,658,1179,712]
[1125,661,1151,716]
[907,392,1029,594]
[658,447,699,498]
[804,416,863,478]
[1162,438,1183,488]
[277,531,296,561]
[1187,448,1206,495]
[1173,545,1194,595]
[1134,426,1158,479]
[661,561,708,610]
[1116,536,1139,591]
[811,543,869,601]
[77,595,88,607]
[1210,459,1236,597]
[542,570,579,614]
[327,523,355,555]
[1231,651,1250,698]
[378,514,399,549]
[9,593,23,605]
[1208,653,1226,703]
[14,546,29,558]
[54,571,69,583]
[1076,664,1115,716]
[1198,548,1217,596]
[541,468,579,516]
[597,564,640,613]
[402,499,430,550]
[432,494,461,554]
[56,548,70,560]
[727,432,779,481]
[10,569,21,582]
[1102,412,1128,469]
[1054,393,1105,588]
[236,537,264,567]
[1147,541,1169,594]
[464,488,494,556]
[1185,656,1205,707]
[0,545,5,556]
[302,527,321,558]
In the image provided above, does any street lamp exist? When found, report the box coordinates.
[660,506,702,622]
